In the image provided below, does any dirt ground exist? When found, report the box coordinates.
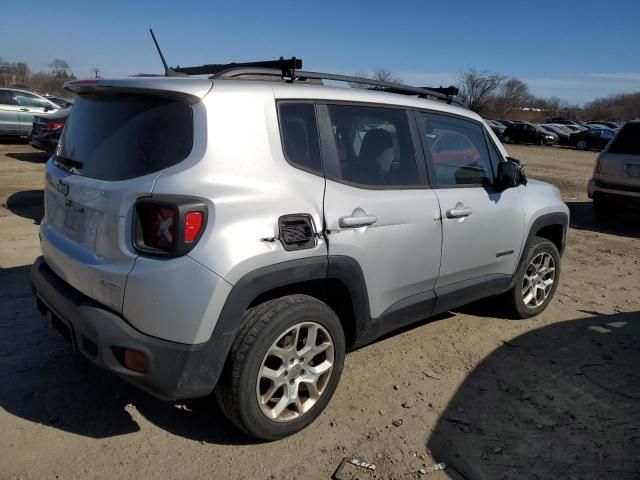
[1,142,638,480]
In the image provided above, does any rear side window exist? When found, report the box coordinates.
[326,104,419,187]
[57,94,192,181]
[278,103,322,173]
[608,124,640,154]
[417,111,494,186]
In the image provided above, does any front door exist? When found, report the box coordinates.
[320,103,442,319]
[416,111,525,288]
[0,89,20,135]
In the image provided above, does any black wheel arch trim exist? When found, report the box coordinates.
[510,212,568,288]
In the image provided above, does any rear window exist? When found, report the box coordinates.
[608,123,640,155]
[57,94,192,181]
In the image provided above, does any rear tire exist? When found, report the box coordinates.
[216,294,345,441]
[504,237,560,319]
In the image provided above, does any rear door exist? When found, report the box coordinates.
[0,89,20,135]
[416,110,525,287]
[40,92,194,312]
[320,103,442,319]
[599,123,640,188]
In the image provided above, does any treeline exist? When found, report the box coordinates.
[457,69,640,121]
[0,58,76,97]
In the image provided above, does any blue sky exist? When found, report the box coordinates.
[2,0,639,104]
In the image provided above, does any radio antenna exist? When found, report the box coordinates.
[149,29,183,76]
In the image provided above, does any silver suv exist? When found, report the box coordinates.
[30,61,569,440]
[587,121,640,218]
[0,88,59,137]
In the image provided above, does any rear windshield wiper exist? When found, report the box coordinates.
[54,156,84,173]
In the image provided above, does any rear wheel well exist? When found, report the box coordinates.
[535,224,564,253]
[249,279,357,346]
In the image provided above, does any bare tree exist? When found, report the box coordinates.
[349,68,402,88]
[372,68,402,84]
[49,59,72,78]
[458,69,505,114]
[492,78,530,119]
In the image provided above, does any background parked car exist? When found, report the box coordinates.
[44,96,73,109]
[571,128,615,150]
[29,107,70,153]
[485,119,506,139]
[502,122,557,145]
[0,88,59,137]
[539,124,571,145]
[587,121,621,129]
[588,120,640,218]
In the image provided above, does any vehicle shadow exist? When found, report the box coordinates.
[5,151,50,163]
[426,312,640,479]
[0,136,29,145]
[566,201,639,238]
[4,189,44,224]
[0,264,253,446]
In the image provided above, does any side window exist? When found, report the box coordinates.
[278,103,322,174]
[326,104,418,187]
[15,92,51,109]
[418,111,495,186]
[0,90,17,106]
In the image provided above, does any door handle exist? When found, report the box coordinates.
[339,208,377,228]
[446,203,473,219]
[19,108,30,111]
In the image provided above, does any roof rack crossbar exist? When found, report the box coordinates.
[213,68,465,107]
[173,57,301,77]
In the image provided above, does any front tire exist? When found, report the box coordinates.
[503,135,511,144]
[576,139,588,150]
[504,237,560,319]
[216,294,345,440]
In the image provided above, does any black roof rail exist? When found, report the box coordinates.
[173,57,301,77]
[212,67,466,108]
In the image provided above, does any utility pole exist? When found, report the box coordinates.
[91,67,101,79]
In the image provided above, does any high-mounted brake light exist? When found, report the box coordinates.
[133,196,207,257]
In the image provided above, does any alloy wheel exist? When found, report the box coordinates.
[256,322,335,422]
[522,252,556,309]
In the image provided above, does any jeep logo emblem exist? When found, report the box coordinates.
[56,180,69,197]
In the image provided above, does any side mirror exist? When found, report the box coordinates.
[44,104,54,112]
[496,158,527,191]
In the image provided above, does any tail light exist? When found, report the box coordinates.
[133,195,207,256]
[593,154,603,177]
[44,121,65,131]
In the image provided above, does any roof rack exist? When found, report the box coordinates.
[146,32,463,106]
[173,57,301,77]
[210,65,465,107]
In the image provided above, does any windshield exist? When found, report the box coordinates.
[57,93,193,181]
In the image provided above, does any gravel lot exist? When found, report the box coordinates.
[1,142,638,480]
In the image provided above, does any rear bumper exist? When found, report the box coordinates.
[588,178,640,200]
[30,256,221,400]
[29,138,57,153]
